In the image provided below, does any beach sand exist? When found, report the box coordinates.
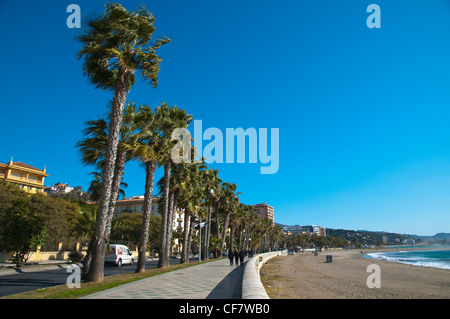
[259,249,450,299]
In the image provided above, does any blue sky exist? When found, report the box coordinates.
[1,0,450,235]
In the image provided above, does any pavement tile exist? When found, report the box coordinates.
[82,258,244,299]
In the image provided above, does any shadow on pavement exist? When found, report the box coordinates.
[206,261,246,299]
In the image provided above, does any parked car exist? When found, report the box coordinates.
[105,244,134,267]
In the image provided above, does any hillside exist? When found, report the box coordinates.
[326,228,422,246]
[277,223,436,246]
[414,233,450,244]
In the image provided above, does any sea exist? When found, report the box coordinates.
[364,246,450,270]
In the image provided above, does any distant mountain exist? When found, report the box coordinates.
[414,233,450,241]
[276,223,450,245]
[277,223,450,242]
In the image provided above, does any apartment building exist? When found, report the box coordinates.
[254,203,275,223]
[0,158,48,194]
[280,224,327,237]
[114,195,184,229]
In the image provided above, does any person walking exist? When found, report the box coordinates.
[239,249,245,266]
[233,249,239,266]
[228,248,234,266]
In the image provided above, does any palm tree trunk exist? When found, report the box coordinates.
[180,206,191,264]
[84,149,126,278]
[221,212,230,250]
[85,67,129,282]
[186,213,195,261]
[166,190,179,258]
[164,189,175,263]
[188,216,195,258]
[136,160,156,273]
[157,161,171,268]
[238,229,242,250]
[105,148,126,237]
[215,203,220,246]
[230,226,235,250]
[203,204,212,260]
[81,234,95,280]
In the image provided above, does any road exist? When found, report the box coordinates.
[0,257,192,298]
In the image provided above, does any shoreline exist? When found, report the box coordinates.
[260,249,450,299]
[371,244,450,251]
[363,246,450,270]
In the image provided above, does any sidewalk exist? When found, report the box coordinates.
[0,260,70,268]
[0,260,71,277]
[83,258,245,299]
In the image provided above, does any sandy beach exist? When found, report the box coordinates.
[260,249,450,299]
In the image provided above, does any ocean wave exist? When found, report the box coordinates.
[365,251,450,270]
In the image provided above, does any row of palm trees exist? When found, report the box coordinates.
[283,233,348,251]
[74,3,282,282]
[76,101,283,277]
[75,2,171,282]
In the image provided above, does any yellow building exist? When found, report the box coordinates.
[113,195,160,218]
[0,158,48,194]
[113,195,185,229]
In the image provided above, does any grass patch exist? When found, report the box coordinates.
[3,258,224,299]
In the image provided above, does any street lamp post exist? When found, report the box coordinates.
[199,217,202,263]
[197,218,206,263]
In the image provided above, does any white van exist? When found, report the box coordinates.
[105,244,134,267]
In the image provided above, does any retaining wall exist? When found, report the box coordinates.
[242,251,285,299]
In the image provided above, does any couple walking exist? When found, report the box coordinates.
[228,248,245,267]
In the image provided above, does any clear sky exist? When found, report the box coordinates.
[1,0,450,236]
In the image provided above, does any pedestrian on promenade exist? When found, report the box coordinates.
[228,248,234,266]
[233,249,239,266]
[239,249,245,266]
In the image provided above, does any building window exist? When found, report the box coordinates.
[28,175,41,183]
[11,172,23,180]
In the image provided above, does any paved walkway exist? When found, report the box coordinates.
[83,258,246,299]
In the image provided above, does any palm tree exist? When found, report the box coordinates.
[69,205,122,267]
[77,102,137,204]
[176,157,209,264]
[229,202,245,251]
[161,158,197,263]
[212,182,224,250]
[87,171,127,202]
[155,164,180,262]
[200,168,221,260]
[180,160,206,263]
[104,102,140,234]
[219,182,240,250]
[76,117,108,168]
[76,101,138,277]
[129,104,165,273]
[241,205,259,251]
[76,3,170,282]
[70,208,98,240]
[256,217,274,252]
[157,104,192,268]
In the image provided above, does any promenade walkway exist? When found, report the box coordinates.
[83,258,245,299]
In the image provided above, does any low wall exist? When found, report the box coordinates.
[0,247,149,264]
[242,251,284,299]
[0,251,76,263]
